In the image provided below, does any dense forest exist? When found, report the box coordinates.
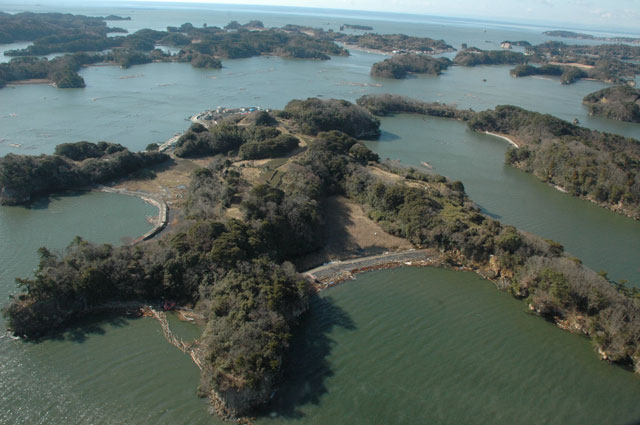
[452,41,640,85]
[370,54,451,79]
[4,99,640,420]
[360,93,640,218]
[453,47,527,66]
[0,11,127,43]
[583,85,640,123]
[347,32,454,53]
[0,142,167,205]
[468,105,640,218]
[283,98,381,139]
[509,64,588,84]
[523,41,640,84]
[356,93,475,120]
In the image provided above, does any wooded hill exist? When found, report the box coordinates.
[583,85,640,123]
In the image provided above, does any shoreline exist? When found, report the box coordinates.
[303,248,440,290]
[483,131,519,148]
[6,78,54,86]
[96,185,169,243]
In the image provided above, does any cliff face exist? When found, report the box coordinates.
[0,185,30,205]
[210,377,275,419]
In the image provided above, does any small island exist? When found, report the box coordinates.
[340,24,374,31]
[583,85,640,123]
[4,97,640,422]
[370,54,452,79]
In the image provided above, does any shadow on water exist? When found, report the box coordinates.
[26,312,136,344]
[378,130,401,142]
[21,190,91,210]
[479,205,502,220]
[259,294,356,420]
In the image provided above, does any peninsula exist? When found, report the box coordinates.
[357,94,640,219]
[4,98,640,421]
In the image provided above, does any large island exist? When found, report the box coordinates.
[3,97,640,420]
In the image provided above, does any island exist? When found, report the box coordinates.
[453,47,527,66]
[509,63,588,85]
[0,11,127,44]
[370,54,452,79]
[543,30,640,44]
[340,24,374,31]
[4,98,640,421]
[0,142,168,205]
[449,41,640,85]
[519,41,640,84]
[583,85,640,123]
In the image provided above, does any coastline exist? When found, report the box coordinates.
[96,185,169,243]
[6,78,54,86]
[304,248,439,290]
[483,131,519,148]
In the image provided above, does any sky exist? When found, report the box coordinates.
[117,0,640,31]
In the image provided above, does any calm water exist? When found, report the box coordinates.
[1,3,640,424]
[263,268,640,425]
[368,115,640,284]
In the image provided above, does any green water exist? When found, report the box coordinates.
[263,268,640,425]
[1,4,640,424]
[0,192,212,424]
[367,115,640,284]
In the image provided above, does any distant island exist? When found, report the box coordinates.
[544,30,640,44]
[583,85,640,123]
[499,40,532,49]
[453,47,527,66]
[340,24,373,31]
[0,12,457,89]
[4,97,640,421]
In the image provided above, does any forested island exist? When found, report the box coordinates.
[583,85,640,123]
[0,142,167,205]
[0,11,127,44]
[453,47,527,66]
[509,64,588,85]
[370,54,451,79]
[3,98,640,420]
[341,24,373,31]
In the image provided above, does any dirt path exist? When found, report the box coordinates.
[304,248,439,290]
